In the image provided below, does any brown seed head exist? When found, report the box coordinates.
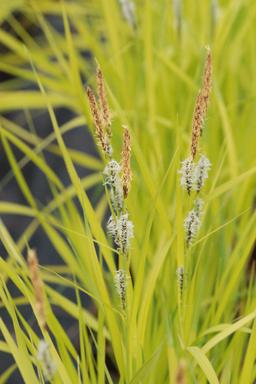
[191,91,204,159]
[176,359,187,384]
[27,249,46,330]
[191,47,212,159]
[121,126,132,198]
[96,66,112,137]
[201,46,212,119]
[87,86,112,156]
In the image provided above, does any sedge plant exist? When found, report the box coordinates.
[0,1,255,383]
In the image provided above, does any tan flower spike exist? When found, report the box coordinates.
[191,47,212,159]
[87,87,106,151]
[27,249,46,330]
[96,66,112,137]
[121,126,132,198]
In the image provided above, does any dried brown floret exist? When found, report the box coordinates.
[191,47,212,159]
[96,66,112,137]
[87,86,112,156]
[28,249,46,330]
[121,126,132,198]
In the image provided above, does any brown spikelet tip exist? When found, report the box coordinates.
[27,249,46,330]
[86,86,103,138]
[201,46,212,119]
[86,86,111,155]
[121,126,132,198]
[176,359,187,384]
[96,66,112,137]
[191,47,212,159]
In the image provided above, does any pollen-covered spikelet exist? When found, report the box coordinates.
[179,154,211,193]
[193,155,211,192]
[107,213,134,255]
[184,199,204,246]
[191,47,212,159]
[176,266,185,298]
[37,339,56,382]
[184,209,200,246]
[114,269,129,309]
[86,86,112,157]
[103,160,124,214]
[179,157,195,194]
[119,0,136,29]
[121,126,132,198]
[27,249,46,330]
[96,66,112,136]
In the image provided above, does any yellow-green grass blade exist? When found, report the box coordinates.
[0,114,101,174]
[202,309,256,354]
[0,283,39,384]
[0,341,10,354]
[0,61,68,92]
[96,307,106,384]
[0,91,73,111]
[0,0,25,22]
[1,133,37,208]
[16,173,102,253]
[0,128,63,190]
[46,285,110,340]
[239,319,256,383]
[42,333,73,384]
[138,237,172,345]
[213,214,256,322]
[208,166,256,201]
[30,3,69,76]
[187,346,219,384]
[75,283,91,384]
[0,319,38,384]
[62,1,90,123]
[0,363,17,384]
[0,220,25,265]
[129,343,164,384]
[0,202,35,216]
[215,86,238,178]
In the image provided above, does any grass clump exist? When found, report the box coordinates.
[0,1,255,383]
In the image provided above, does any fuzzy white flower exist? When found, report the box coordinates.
[37,340,56,382]
[103,160,124,213]
[114,269,128,308]
[184,209,201,246]
[103,160,121,185]
[179,157,195,194]
[107,215,117,237]
[193,155,211,192]
[107,213,134,255]
[176,266,184,293]
[119,0,136,29]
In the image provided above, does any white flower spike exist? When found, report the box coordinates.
[193,155,211,192]
[119,0,136,29]
[179,157,195,194]
[114,269,129,309]
[184,209,201,246]
[37,339,56,382]
[103,160,124,213]
[107,213,134,255]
